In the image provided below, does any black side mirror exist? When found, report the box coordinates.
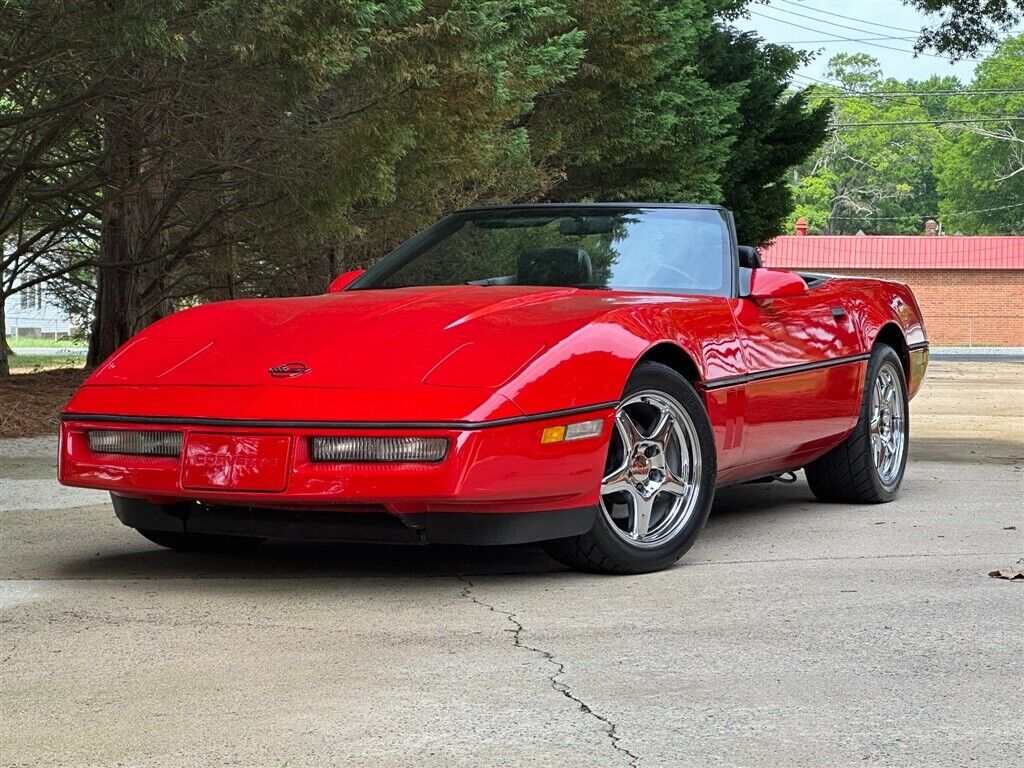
[737,245,763,269]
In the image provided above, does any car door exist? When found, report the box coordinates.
[731,279,866,471]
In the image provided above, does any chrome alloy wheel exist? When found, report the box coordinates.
[870,362,906,488]
[600,390,703,548]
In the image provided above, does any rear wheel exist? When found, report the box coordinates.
[543,361,716,574]
[804,343,909,503]
[136,528,264,553]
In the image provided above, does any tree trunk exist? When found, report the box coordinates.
[205,234,236,302]
[1,298,11,378]
[87,102,170,367]
[87,231,135,367]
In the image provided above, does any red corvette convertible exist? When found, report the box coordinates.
[60,204,928,573]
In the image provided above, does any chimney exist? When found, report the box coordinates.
[924,219,938,236]
[795,217,808,236]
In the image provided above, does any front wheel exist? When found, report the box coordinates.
[804,343,909,503]
[543,361,717,574]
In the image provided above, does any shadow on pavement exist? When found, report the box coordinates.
[910,437,1023,465]
[50,480,821,582]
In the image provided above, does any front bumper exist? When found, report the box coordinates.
[111,495,599,546]
[59,408,615,516]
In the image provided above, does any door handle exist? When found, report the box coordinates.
[830,306,846,320]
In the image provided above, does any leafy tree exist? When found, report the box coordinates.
[531,0,739,205]
[698,27,832,245]
[2,0,832,373]
[84,1,435,364]
[0,1,106,375]
[908,0,1024,59]
[793,41,1023,237]
[267,0,587,294]
[790,54,955,235]
[936,34,1024,233]
[63,0,588,364]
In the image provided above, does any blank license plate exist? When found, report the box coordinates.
[181,434,291,492]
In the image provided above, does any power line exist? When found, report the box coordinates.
[781,36,918,44]
[774,0,922,35]
[789,74,932,110]
[790,73,929,108]
[749,8,983,61]
[789,76,1024,131]
[825,201,1024,221]
[812,88,1024,99]
[790,77,1024,117]
[768,0,1000,54]
[792,73,845,88]
[835,117,1024,127]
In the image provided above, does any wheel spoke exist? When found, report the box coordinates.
[601,475,633,495]
[660,466,689,499]
[601,455,630,486]
[615,410,644,454]
[884,375,897,407]
[872,433,884,466]
[648,409,675,450]
[676,443,690,482]
[628,489,653,539]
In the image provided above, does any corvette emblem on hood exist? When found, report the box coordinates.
[269,362,311,378]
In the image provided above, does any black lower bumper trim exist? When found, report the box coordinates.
[110,494,597,546]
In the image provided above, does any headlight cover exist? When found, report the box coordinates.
[87,429,183,457]
[310,436,448,463]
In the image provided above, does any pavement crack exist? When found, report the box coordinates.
[457,575,639,767]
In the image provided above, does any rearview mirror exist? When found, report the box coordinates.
[327,269,365,293]
[746,268,807,302]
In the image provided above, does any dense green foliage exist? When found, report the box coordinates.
[533,0,736,205]
[699,28,832,245]
[1,0,830,371]
[790,41,1023,236]
[908,0,1023,58]
[936,35,1024,234]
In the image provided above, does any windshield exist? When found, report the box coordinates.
[352,206,733,296]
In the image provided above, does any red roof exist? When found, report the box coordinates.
[760,235,1024,270]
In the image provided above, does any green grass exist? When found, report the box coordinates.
[8,353,86,372]
[6,336,86,349]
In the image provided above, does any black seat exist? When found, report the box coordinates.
[738,245,763,269]
[517,247,594,286]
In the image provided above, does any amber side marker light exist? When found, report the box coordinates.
[541,418,603,444]
[87,429,183,457]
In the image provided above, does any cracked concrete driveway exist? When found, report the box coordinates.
[1,361,1021,768]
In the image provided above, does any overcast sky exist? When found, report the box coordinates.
[734,0,996,87]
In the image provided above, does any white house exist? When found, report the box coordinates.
[4,281,76,339]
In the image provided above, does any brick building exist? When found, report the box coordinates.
[760,221,1024,346]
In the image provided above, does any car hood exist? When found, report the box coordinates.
[86,286,622,390]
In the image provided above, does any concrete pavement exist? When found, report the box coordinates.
[1,361,1021,767]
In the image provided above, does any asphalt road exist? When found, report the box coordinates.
[1,361,1021,767]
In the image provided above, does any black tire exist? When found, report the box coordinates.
[804,343,909,503]
[543,361,717,574]
[136,528,264,553]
